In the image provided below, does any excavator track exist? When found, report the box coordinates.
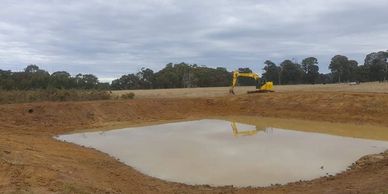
[247,90,274,94]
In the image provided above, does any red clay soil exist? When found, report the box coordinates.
[1,91,388,193]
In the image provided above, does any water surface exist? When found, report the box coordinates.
[56,119,388,187]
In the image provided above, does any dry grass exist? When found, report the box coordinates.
[112,82,388,99]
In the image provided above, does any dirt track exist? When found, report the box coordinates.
[2,91,388,193]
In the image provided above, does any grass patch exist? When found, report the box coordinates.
[61,183,90,194]
[120,92,135,99]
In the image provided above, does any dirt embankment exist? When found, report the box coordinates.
[1,91,388,193]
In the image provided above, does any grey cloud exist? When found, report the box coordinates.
[0,0,388,81]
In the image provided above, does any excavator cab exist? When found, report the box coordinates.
[229,70,274,94]
[250,79,274,94]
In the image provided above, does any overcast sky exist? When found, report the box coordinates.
[1,0,388,82]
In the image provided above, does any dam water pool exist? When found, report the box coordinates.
[56,119,388,187]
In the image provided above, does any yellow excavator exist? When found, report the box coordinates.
[229,70,274,94]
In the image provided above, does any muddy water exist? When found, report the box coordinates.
[56,119,388,187]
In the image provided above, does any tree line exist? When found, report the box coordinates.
[262,51,388,85]
[0,65,109,90]
[110,63,234,90]
[1,50,387,91]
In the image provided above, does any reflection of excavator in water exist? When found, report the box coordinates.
[231,121,272,137]
[229,70,274,95]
